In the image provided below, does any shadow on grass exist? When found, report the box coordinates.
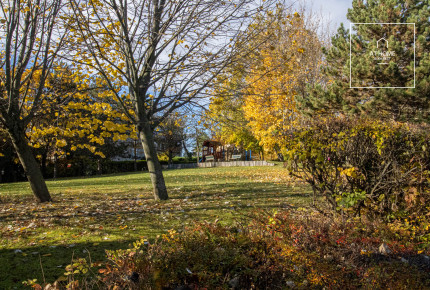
[0,239,137,289]
[0,181,311,224]
[0,169,311,289]
[50,170,150,180]
[167,181,311,200]
[1,166,286,198]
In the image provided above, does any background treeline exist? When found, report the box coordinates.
[206,0,430,220]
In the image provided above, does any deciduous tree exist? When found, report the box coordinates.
[243,11,322,153]
[207,7,324,156]
[69,0,279,200]
[154,114,185,165]
[28,66,135,177]
[0,0,67,202]
[205,65,262,153]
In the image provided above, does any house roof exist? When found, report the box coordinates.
[202,140,221,147]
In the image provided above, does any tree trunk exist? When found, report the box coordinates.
[168,150,173,165]
[97,159,102,175]
[134,139,138,172]
[53,153,58,179]
[182,140,191,159]
[196,128,200,164]
[9,131,52,202]
[41,151,47,178]
[138,122,168,200]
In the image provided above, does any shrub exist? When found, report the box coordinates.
[40,209,430,289]
[284,117,430,219]
[100,160,148,173]
[57,210,429,289]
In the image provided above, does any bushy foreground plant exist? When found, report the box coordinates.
[41,210,430,289]
[284,117,430,220]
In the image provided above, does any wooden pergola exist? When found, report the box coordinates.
[202,140,222,161]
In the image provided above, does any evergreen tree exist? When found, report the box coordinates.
[299,0,430,123]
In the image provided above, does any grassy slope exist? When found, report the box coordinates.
[0,166,311,289]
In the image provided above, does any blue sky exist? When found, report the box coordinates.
[311,0,352,29]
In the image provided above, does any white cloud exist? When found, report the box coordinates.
[314,0,352,28]
[311,0,352,29]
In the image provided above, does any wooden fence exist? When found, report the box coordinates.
[162,161,275,169]
[198,161,275,168]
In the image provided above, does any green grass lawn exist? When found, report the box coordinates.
[0,166,311,289]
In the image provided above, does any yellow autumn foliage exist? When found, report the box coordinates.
[243,12,321,153]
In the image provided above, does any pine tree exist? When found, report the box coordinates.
[300,0,430,123]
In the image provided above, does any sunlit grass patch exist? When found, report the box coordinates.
[0,165,311,288]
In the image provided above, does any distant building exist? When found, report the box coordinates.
[111,138,145,161]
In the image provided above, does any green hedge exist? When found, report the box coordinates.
[43,157,197,178]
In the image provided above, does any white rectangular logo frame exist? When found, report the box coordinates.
[349,23,415,89]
